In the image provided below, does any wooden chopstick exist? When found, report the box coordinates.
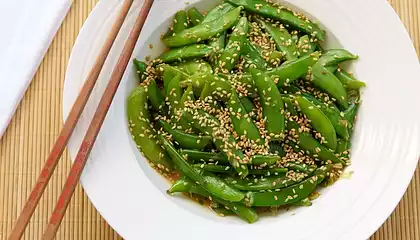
[40,0,155,239]
[8,0,138,239]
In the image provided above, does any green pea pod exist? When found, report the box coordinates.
[203,3,235,67]
[218,73,258,97]
[159,134,245,202]
[225,166,316,191]
[183,109,249,177]
[297,35,316,57]
[180,149,229,164]
[127,86,172,172]
[228,91,262,143]
[282,96,298,116]
[133,59,147,82]
[251,68,285,140]
[188,7,204,26]
[242,39,268,70]
[298,132,344,164]
[239,97,256,115]
[318,49,358,67]
[311,62,349,109]
[301,93,349,140]
[219,17,250,72]
[175,60,213,75]
[166,72,183,114]
[194,164,234,174]
[336,138,350,160]
[296,96,337,149]
[168,177,259,223]
[244,165,330,207]
[199,74,232,101]
[156,44,214,63]
[260,49,284,66]
[208,33,226,68]
[158,120,212,150]
[336,70,366,90]
[259,20,297,61]
[250,155,280,165]
[203,3,236,23]
[344,102,360,132]
[173,10,190,33]
[197,164,287,176]
[226,0,325,41]
[181,84,195,105]
[267,52,321,87]
[145,80,167,115]
[249,167,288,176]
[162,7,242,48]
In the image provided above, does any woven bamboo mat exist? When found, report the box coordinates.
[0,0,419,239]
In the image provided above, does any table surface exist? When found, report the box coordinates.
[1,0,419,239]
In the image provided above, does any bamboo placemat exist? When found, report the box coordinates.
[0,0,419,239]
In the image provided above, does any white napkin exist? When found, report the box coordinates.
[0,0,72,138]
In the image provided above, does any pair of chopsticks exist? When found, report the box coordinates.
[8,0,154,239]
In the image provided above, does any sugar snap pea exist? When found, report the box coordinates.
[318,49,358,67]
[145,79,167,115]
[242,39,268,70]
[229,91,262,143]
[225,165,316,191]
[166,72,183,114]
[311,62,349,109]
[187,7,204,26]
[158,119,212,150]
[298,132,343,164]
[301,93,349,140]
[175,60,213,76]
[249,167,288,176]
[336,70,366,90]
[251,68,285,140]
[168,177,259,223]
[156,44,214,63]
[239,96,257,115]
[203,3,236,23]
[133,59,147,82]
[199,74,233,101]
[159,134,245,202]
[244,165,330,207]
[267,52,321,87]
[173,10,190,34]
[163,7,242,48]
[226,0,325,40]
[297,35,316,57]
[180,84,195,107]
[219,17,250,72]
[127,86,172,172]
[250,155,280,165]
[203,3,235,66]
[183,109,249,177]
[258,20,297,61]
[180,149,229,164]
[260,49,284,66]
[295,95,337,149]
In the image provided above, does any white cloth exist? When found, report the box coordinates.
[0,0,72,138]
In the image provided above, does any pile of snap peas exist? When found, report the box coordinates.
[127,0,366,223]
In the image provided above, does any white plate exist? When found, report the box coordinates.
[63,0,420,239]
